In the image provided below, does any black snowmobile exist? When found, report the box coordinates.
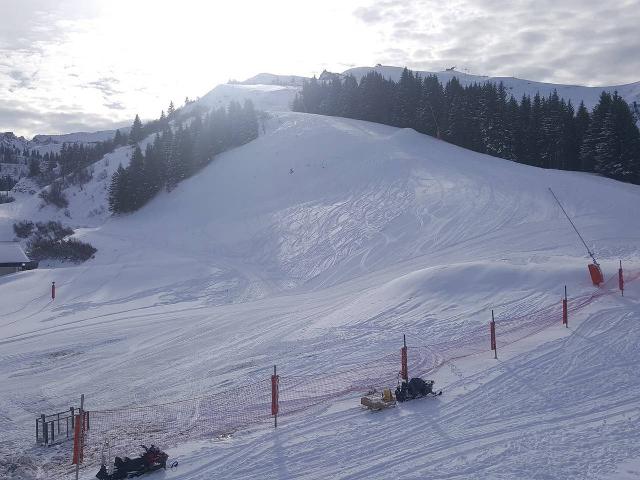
[96,445,169,480]
[395,377,442,402]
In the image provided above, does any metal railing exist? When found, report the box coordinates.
[36,407,88,446]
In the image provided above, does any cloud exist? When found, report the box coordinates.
[104,101,126,111]
[1,0,638,138]
[86,77,123,97]
[353,0,640,86]
[0,103,126,137]
[7,69,38,90]
[0,0,97,50]
[353,5,385,23]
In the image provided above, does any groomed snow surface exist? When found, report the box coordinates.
[1,109,640,479]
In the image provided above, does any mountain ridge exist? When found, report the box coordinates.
[3,66,639,146]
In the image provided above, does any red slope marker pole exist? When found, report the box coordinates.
[562,285,568,328]
[73,394,85,479]
[619,260,624,297]
[401,334,408,382]
[271,365,279,428]
[490,310,497,359]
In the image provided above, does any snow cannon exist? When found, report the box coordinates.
[548,188,605,287]
[588,263,604,286]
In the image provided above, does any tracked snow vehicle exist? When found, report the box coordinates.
[96,444,169,480]
[395,378,442,402]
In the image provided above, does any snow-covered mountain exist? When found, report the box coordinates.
[344,65,640,110]
[1,129,121,156]
[237,65,640,111]
[4,65,638,164]
[239,72,307,86]
[195,82,297,112]
[1,76,640,479]
[30,129,122,151]
[0,131,29,151]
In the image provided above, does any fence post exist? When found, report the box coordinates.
[70,407,74,428]
[36,418,39,444]
[490,310,497,359]
[562,286,568,328]
[51,281,55,300]
[619,260,624,296]
[401,334,408,382]
[41,414,47,445]
[271,366,279,428]
[73,394,85,478]
[50,421,55,444]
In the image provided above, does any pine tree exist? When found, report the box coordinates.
[540,91,563,169]
[240,100,259,144]
[227,101,243,146]
[580,92,612,171]
[300,77,323,113]
[525,93,544,166]
[129,114,144,144]
[391,68,420,128]
[319,77,343,116]
[291,93,305,112]
[168,101,176,118]
[164,127,180,192]
[28,157,41,177]
[416,75,444,138]
[128,146,145,208]
[561,101,579,171]
[592,93,640,181]
[574,102,590,170]
[149,133,167,191]
[480,83,499,155]
[444,78,467,146]
[359,72,394,125]
[108,164,126,213]
[338,75,360,118]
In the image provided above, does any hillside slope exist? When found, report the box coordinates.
[1,111,639,479]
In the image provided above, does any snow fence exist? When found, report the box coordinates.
[77,267,638,467]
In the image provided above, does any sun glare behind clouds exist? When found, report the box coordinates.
[0,0,379,137]
[2,0,638,137]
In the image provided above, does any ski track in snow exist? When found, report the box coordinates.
[0,108,639,479]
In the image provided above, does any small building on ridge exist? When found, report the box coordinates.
[0,242,38,276]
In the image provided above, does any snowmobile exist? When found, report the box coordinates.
[96,445,169,480]
[395,377,442,402]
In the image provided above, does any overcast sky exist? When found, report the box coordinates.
[1,0,639,138]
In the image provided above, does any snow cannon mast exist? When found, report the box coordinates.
[548,188,603,286]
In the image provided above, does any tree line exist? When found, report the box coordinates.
[8,101,188,186]
[109,100,259,213]
[51,101,189,183]
[292,68,640,184]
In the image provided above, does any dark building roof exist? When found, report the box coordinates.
[0,241,37,268]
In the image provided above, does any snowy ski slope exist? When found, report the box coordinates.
[1,101,640,479]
